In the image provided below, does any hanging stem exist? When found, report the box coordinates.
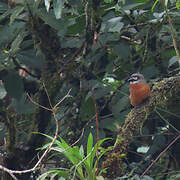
[165,6,180,67]
[92,90,99,171]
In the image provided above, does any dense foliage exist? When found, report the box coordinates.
[0,0,180,179]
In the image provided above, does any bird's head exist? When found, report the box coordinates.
[128,73,146,84]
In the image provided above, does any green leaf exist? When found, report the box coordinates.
[152,0,160,12]
[105,17,124,33]
[0,2,8,13]
[99,117,117,131]
[168,56,179,67]
[87,133,93,155]
[96,176,105,180]
[164,0,168,7]
[37,8,63,30]
[79,145,84,158]
[146,135,166,156]
[104,0,113,3]
[10,6,24,25]
[112,96,129,114]
[4,71,24,100]
[94,86,111,99]
[177,0,180,9]
[61,37,84,48]
[53,0,65,19]
[141,65,160,79]
[121,3,145,10]
[87,133,93,167]
[16,49,45,69]
[80,97,95,121]
[0,8,12,22]
[10,30,28,54]
[11,93,35,114]
[66,15,85,35]
[113,44,130,58]
[0,22,25,48]
[37,169,69,180]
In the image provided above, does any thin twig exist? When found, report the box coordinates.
[140,135,180,177]
[43,82,53,109]
[91,90,99,172]
[0,165,18,180]
[155,109,180,134]
[0,89,71,176]
[27,93,52,112]
[54,89,72,108]
[165,7,180,66]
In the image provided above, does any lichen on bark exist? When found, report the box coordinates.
[102,75,180,179]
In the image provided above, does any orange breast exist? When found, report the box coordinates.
[129,83,150,106]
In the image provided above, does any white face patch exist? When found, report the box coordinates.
[130,80,140,84]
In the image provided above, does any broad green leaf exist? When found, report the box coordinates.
[104,17,124,33]
[11,93,35,114]
[168,56,179,67]
[94,86,111,99]
[146,135,166,156]
[112,96,129,114]
[37,8,63,30]
[53,0,65,19]
[4,71,24,100]
[99,118,117,131]
[141,65,160,79]
[98,33,120,45]
[164,0,168,7]
[0,22,25,48]
[112,44,130,58]
[10,30,28,53]
[66,15,85,35]
[16,49,45,69]
[61,37,84,48]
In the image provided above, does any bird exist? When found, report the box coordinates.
[128,73,151,106]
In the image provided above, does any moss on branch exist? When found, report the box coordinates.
[102,74,180,179]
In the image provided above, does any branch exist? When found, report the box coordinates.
[102,74,180,178]
[141,134,180,177]
[0,89,71,177]
[165,7,180,67]
[12,57,39,78]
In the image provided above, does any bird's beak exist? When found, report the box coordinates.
[128,77,133,82]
